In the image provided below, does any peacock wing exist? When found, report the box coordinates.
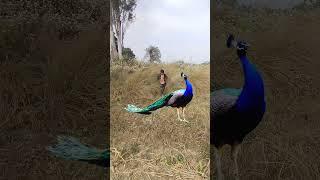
[144,92,174,111]
[211,88,242,117]
[166,89,185,106]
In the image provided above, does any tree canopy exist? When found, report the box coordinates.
[123,47,136,61]
[110,0,137,60]
[145,46,161,63]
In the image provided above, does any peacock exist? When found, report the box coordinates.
[125,72,193,122]
[47,135,110,167]
[211,34,266,180]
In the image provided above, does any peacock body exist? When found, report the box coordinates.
[211,34,266,180]
[125,72,193,122]
[212,54,266,147]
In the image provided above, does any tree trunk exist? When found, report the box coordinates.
[117,22,123,59]
[110,27,118,61]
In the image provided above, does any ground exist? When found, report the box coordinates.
[0,30,108,179]
[110,63,210,179]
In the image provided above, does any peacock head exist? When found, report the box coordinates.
[181,72,188,80]
[237,41,249,51]
[227,34,250,57]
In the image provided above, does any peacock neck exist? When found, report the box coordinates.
[236,55,265,112]
[184,79,193,96]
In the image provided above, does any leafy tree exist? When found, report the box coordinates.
[111,0,137,60]
[175,60,185,65]
[122,47,135,61]
[145,46,161,63]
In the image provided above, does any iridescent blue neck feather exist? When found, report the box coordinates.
[184,79,193,96]
[236,55,265,112]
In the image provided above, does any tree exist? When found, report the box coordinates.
[122,47,135,61]
[110,30,118,61]
[145,46,161,63]
[110,0,137,60]
[176,60,185,65]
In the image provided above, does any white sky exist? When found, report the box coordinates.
[124,0,210,64]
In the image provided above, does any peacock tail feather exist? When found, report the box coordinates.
[125,93,173,114]
[47,136,109,167]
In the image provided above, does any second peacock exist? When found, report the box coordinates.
[211,34,266,180]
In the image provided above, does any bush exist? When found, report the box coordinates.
[123,47,136,62]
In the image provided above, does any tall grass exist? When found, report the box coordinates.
[0,0,108,179]
[111,63,210,179]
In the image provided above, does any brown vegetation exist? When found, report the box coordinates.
[111,63,210,179]
[212,5,320,180]
[0,0,108,179]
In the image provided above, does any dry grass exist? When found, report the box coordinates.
[0,0,109,179]
[212,5,320,180]
[0,28,108,179]
[110,63,210,179]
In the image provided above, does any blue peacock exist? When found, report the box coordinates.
[125,72,193,122]
[47,136,109,167]
[211,34,266,180]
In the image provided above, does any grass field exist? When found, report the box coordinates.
[110,63,210,179]
[212,4,320,179]
[0,29,108,179]
[0,1,109,179]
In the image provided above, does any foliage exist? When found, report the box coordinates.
[145,45,161,63]
[111,0,137,59]
[175,60,185,65]
[111,0,137,22]
[122,47,136,62]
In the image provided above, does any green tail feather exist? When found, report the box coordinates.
[47,136,109,167]
[125,93,173,114]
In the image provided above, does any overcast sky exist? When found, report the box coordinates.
[124,0,210,64]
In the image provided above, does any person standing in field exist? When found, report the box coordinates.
[158,69,168,96]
